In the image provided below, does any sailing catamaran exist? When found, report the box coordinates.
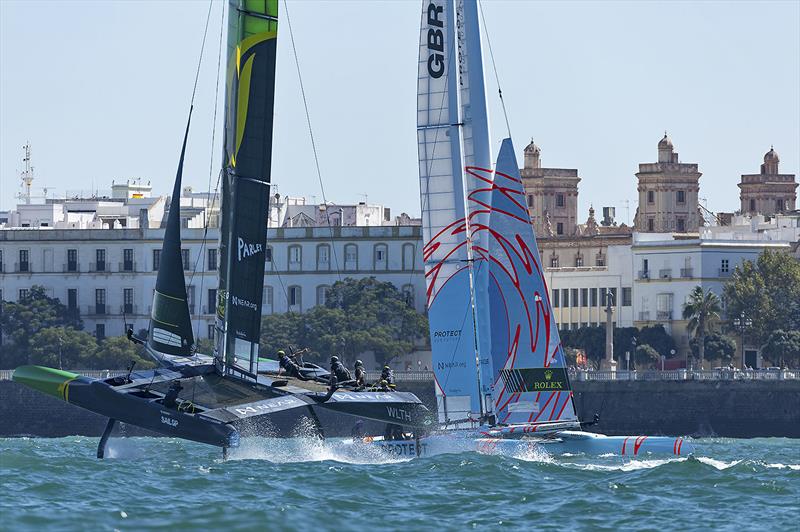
[372,0,694,457]
[13,0,429,458]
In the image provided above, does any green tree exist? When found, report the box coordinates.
[260,277,428,368]
[762,330,800,368]
[1,286,83,368]
[28,327,97,369]
[92,336,156,370]
[560,326,605,366]
[690,333,736,365]
[634,344,660,369]
[682,286,722,367]
[637,325,677,358]
[723,250,800,345]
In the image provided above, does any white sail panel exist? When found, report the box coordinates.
[417,0,482,423]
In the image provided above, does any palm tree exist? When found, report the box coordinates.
[682,286,722,368]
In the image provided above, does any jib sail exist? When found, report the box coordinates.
[148,118,195,356]
[486,139,578,425]
[217,0,278,375]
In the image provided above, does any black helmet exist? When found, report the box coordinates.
[355,360,363,367]
[331,356,339,363]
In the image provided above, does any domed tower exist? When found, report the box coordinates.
[524,139,541,169]
[739,147,797,215]
[634,133,701,233]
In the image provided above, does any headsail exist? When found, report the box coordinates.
[148,118,195,356]
[217,0,278,375]
[486,139,578,426]
[417,0,480,424]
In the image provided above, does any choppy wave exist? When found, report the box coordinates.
[1,437,798,530]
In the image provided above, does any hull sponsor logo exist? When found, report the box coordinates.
[378,441,427,457]
[232,397,305,418]
[237,237,263,261]
[160,415,178,428]
[426,3,445,78]
[386,406,412,423]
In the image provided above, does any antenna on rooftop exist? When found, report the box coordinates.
[18,142,34,204]
[358,193,368,204]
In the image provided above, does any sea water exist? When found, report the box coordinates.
[1,437,797,530]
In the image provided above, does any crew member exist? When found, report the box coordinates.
[279,350,308,380]
[379,365,395,387]
[330,356,352,384]
[354,360,367,387]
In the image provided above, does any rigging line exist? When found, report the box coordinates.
[478,0,511,138]
[190,0,215,108]
[283,0,342,281]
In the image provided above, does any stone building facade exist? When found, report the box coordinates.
[738,147,797,216]
[634,134,702,233]
[520,141,580,238]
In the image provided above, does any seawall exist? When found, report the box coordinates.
[2,379,798,439]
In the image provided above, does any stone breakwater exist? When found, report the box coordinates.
[1,379,797,438]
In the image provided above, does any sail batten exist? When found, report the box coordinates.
[217,0,278,375]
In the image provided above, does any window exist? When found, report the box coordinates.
[67,249,78,272]
[374,244,388,270]
[676,218,685,232]
[186,285,195,314]
[647,190,655,204]
[556,193,565,208]
[123,248,134,271]
[581,288,589,307]
[647,218,655,231]
[181,249,190,271]
[552,289,560,308]
[677,190,686,204]
[207,324,215,340]
[317,244,330,270]
[208,289,217,315]
[402,284,415,307]
[19,249,29,272]
[571,289,579,307]
[562,289,570,307]
[288,286,301,309]
[720,259,729,273]
[527,195,534,208]
[0,249,3,272]
[402,244,416,271]
[575,255,583,267]
[550,255,559,268]
[95,289,106,315]
[95,249,106,272]
[19,289,30,301]
[316,285,330,306]
[622,287,632,307]
[777,199,785,212]
[749,199,756,212]
[344,244,358,270]
[596,254,605,267]
[600,289,607,307]
[288,245,302,271]
[265,247,273,263]
[207,249,217,271]
[556,222,564,235]
[95,324,105,341]
[263,286,273,313]
[67,289,78,314]
[152,249,161,271]
[123,288,134,314]
[590,288,598,307]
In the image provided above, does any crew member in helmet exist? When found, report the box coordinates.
[354,360,367,388]
[379,365,395,388]
[330,355,352,384]
[279,350,308,380]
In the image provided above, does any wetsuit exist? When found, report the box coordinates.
[280,355,308,380]
[380,369,395,387]
[354,365,366,387]
[331,361,352,383]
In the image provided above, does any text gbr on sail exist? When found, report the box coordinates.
[426,3,445,78]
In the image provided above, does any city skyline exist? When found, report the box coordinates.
[1,1,798,219]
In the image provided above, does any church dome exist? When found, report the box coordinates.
[764,147,779,164]
[658,133,673,149]
[524,139,540,155]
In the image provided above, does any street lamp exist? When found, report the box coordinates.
[629,336,637,371]
[732,311,753,370]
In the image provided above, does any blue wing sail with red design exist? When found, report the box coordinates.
[485,139,578,426]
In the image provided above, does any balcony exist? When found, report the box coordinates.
[118,261,136,273]
[658,269,672,280]
[89,304,107,315]
[638,311,650,321]
[15,262,30,273]
[680,268,693,278]
[90,262,108,273]
[120,304,138,315]
[718,268,731,277]
[656,310,673,320]
[0,262,4,273]
[638,270,650,280]
[202,305,216,315]
[63,262,80,273]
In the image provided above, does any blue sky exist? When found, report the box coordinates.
[1,0,798,221]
